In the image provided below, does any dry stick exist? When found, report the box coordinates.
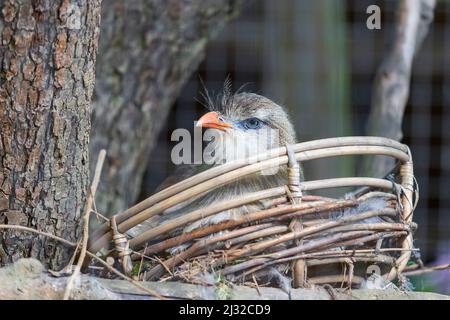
[302,228,407,254]
[218,219,403,276]
[135,199,357,257]
[254,246,411,261]
[310,255,394,267]
[130,186,286,246]
[137,243,148,280]
[85,251,165,300]
[237,249,403,280]
[260,194,335,210]
[195,222,278,253]
[221,230,375,276]
[260,196,288,209]
[128,175,398,249]
[0,224,163,299]
[299,177,397,192]
[358,191,397,202]
[90,141,410,252]
[300,230,408,263]
[63,149,106,300]
[347,247,417,254]
[236,233,403,279]
[233,239,417,283]
[152,224,276,279]
[144,224,279,281]
[249,233,407,264]
[319,222,410,234]
[402,263,450,276]
[274,196,396,222]
[240,255,395,281]
[91,208,110,222]
[325,231,408,250]
[303,219,406,230]
[152,255,174,276]
[0,225,76,246]
[222,225,289,249]
[136,200,342,256]
[225,209,397,261]
[303,232,407,264]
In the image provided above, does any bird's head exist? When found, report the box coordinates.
[196,92,296,165]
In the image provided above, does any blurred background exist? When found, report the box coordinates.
[139,0,449,293]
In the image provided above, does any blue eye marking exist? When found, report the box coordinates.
[236,117,264,130]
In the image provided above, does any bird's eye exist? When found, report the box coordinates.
[243,117,263,130]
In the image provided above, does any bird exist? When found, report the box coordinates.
[128,85,300,242]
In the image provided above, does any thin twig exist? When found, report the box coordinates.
[63,149,106,300]
[136,199,356,257]
[137,243,147,280]
[220,230,375,276]
[0,225,76,246]
[0,223,164,299]
[51,241,81,276]
[252,274,262,296]
[91,208,110,222]
[402,263,450,276]
[226,209,397,261]
[145,224,273,281]
[85,252,165,299]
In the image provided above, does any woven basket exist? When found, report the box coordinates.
[89,136,418,289]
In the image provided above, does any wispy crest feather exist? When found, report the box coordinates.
[198,76,243,114]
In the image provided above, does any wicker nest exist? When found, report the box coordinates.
[89,136,419,289]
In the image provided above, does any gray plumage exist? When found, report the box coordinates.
[129,90,299,241]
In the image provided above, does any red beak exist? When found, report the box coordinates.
[196,111,232,131]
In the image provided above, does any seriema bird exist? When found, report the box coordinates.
[129,88,300,243]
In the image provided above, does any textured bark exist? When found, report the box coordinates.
[0,0,102,268]
[363,0,436,177]
[90,0,242,216]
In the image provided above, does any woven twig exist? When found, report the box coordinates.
[92,136,417,289]
[89,137,410,252]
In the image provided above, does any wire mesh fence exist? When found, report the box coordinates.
[143,0,450,264]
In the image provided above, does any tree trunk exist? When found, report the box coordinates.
[0,0,102,268]
[90,0,242,216]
